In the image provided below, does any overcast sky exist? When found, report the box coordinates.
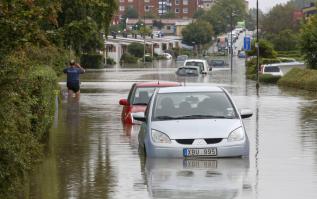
[248,0,290,12]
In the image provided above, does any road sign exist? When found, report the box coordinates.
[244,37,251,51]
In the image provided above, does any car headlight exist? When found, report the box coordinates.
[151,129,171,144]
[228,127,245,142]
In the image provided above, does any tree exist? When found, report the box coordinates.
[128,42,145,58]
[245,8,264,31]
[300,15,317,69]
[266,29,299,51]
[261,3,300,35]
[247,39,277,58]
[199,0,247,35]
[182,20,214,46]
[123,7,138,19]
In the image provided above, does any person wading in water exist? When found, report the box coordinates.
[63,60,85,100]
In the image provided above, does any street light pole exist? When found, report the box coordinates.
[230,10,233,74]
[256,0,260,89]
[143,11,146,65]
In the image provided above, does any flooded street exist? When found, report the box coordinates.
[28,56,317,199]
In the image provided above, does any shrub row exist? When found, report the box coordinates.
[278,68,317,91]
[80,54,104,69]
[0,50,58,198]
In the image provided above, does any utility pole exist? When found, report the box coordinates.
[256,0,260,89]
[230,10,233,75]
[143,10,146,65]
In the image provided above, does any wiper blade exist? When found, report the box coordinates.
[177,115,229,119]
[155,116,179,120]
[133,103,148,105]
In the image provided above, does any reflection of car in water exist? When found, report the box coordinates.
[176,55,188,67]
[144,158,250,199]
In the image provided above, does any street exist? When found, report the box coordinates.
[28,37,317,199]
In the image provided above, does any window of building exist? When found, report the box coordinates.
[183,7,188,13]
[119,6,125,11]
[175,8,180,13]
[128,0,133,2]
[175,0,180,5]
[183,0,188,5]
[144,0,150,2]
[166,25,171,30]
[145,5,150,12]
[119,0,124,2]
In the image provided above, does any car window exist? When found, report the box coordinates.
[176,68,199,76]
[152,92,238,120]
[132,87,156,105]
[264,66,280,72]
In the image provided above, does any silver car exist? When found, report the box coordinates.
[135,86,253,158]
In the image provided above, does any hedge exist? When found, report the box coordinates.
[0,53,58,198]
[278,68,317,91]
[80,54,104,69]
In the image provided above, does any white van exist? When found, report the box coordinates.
[261,62,305,77]
[184,59,209,74]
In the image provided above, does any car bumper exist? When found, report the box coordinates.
[146,139,249,158]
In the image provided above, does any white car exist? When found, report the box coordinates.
[162,53,172,60]
[135,86,253,158]
[184,59,209,74]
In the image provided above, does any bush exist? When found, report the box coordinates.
[120,53,138,64]
[128,43,144,58]
[106,57,116,65]
[247,39,277,58]
[278,68,317,91]
[0,49,58,198]
[80,54,104,69]
[260,74,281,83]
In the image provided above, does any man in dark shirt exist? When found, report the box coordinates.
[63,60,85,100]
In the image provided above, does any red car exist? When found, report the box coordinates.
[119,81,181,124]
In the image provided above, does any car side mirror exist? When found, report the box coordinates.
[119,99,129,106]
[240,109,253,119]
[133,112,146,122]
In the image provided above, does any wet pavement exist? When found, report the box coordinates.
[28,43,317,198]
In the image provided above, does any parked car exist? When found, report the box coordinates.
[184,59,209,74]
[135,86,253,158]
[176,66,201,76]
[152,30,164,37]
[119,82,181,124]
[162,52,173,60]
[208,59,228,70]
[260,64,283,76]
[238,51,246,58]
[176,55,188,62]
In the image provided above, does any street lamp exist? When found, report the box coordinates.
[256,0,260,89]
[230,9,238,74]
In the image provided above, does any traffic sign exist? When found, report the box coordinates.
[244,37,251,51]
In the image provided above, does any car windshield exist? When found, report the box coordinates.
[176,67,199,76]
[132,87,156,105]
[211,60,224,66]
[264,66,280,72]
[185,61,203,68]
[152,92,238,120]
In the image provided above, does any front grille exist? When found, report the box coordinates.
[204,138,223,144]
[176,139,194,145]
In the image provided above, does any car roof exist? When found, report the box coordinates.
[135,81,181,87]
[157,86,223,94]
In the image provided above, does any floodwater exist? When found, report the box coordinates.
[28,50,317,198]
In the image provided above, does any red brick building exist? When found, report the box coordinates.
[118,0,201,19]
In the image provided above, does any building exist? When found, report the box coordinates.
[118,0,201,19]
[199,0,214,10]
[302,3,317,19]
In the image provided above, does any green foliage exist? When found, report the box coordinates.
[300,15,317,69]
[278,68,317,91]
[106,57,116,65]
[0,50,58,197]
[199,0,247,35]
[80,54,104,69]
[265,29,300,51]
[123,7,138,18]
[247,39,277,58]
[182,20,214,45]
[120,53,138,64]
[245,8,264,31]
[260,74,281,83]
[128,43,145,58]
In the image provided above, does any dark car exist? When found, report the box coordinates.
[208,59,227,70]
[176,66,201,76]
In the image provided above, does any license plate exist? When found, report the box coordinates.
[183,160,217,169]
[183,148,217,157]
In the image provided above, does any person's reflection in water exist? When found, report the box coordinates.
[65,100,81,138]
[143,158,252,199]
